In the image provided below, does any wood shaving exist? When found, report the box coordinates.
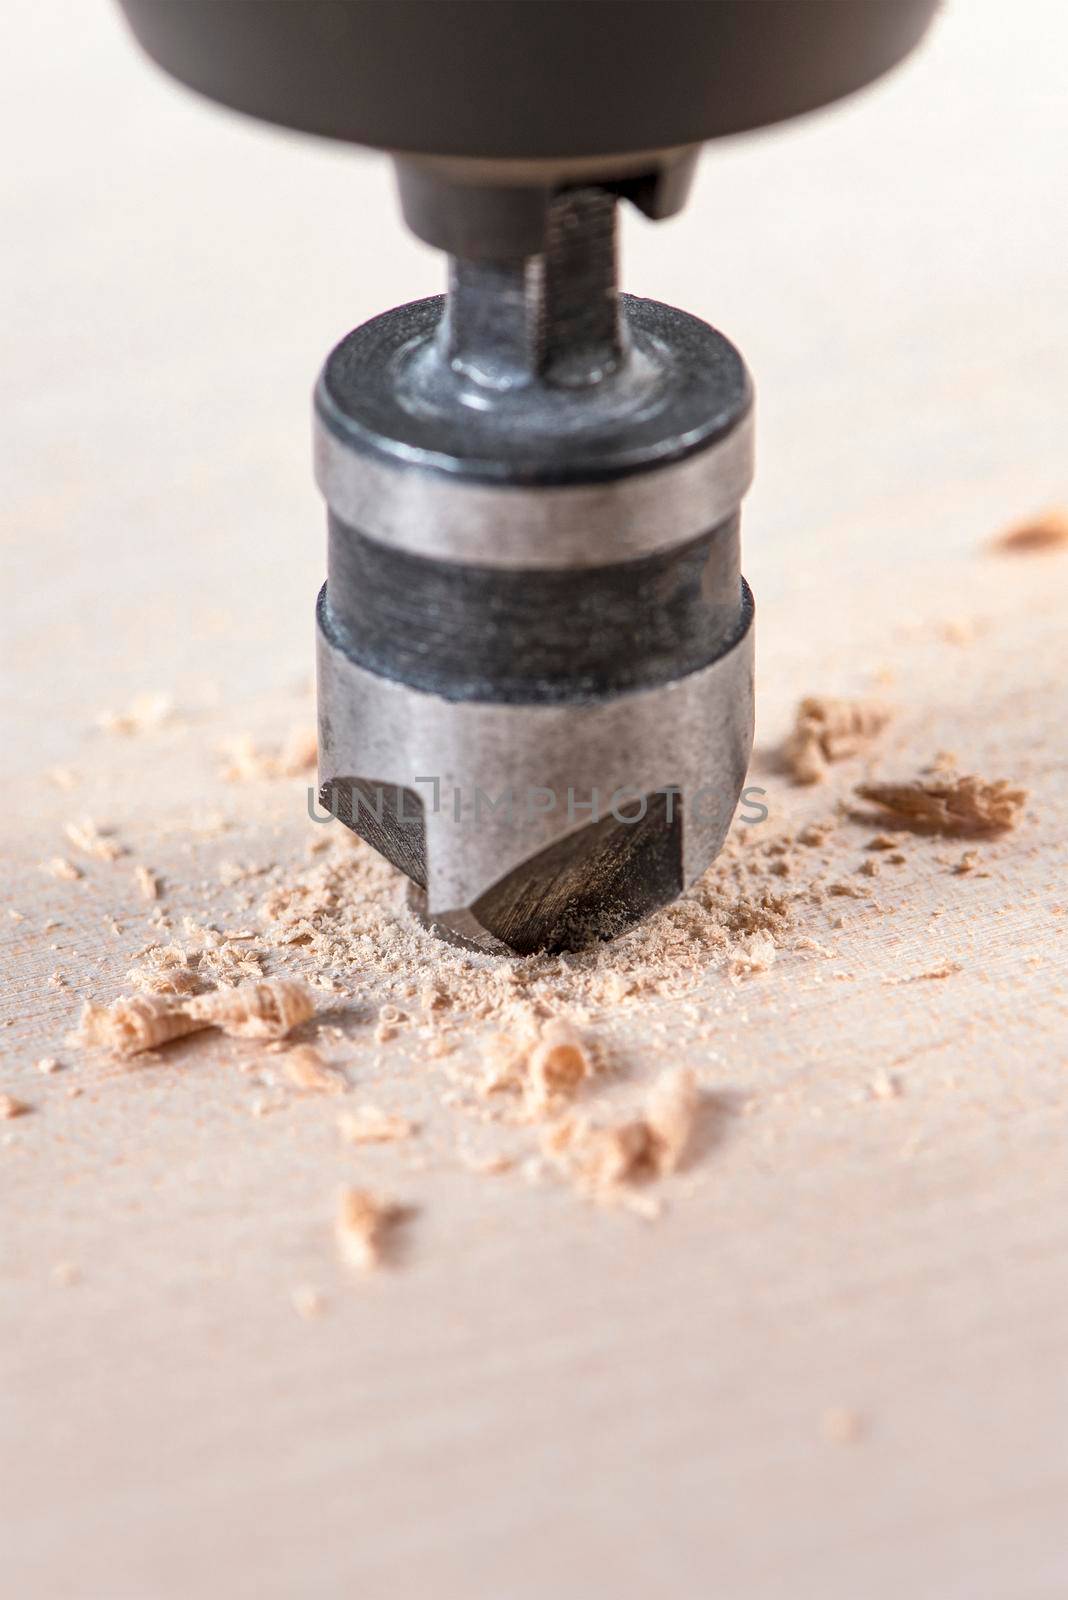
[96,692,174,735]
[991,505,1068,554]
[643,1065,700,1174]
[334,1187,403,1271]
[79,993,208,1057]
[283,1044,346,1094]
[783,696,893,784]
[525,1019,592,1113]
[80,977,313,1056]
[856,774,1028,834]
[63,818,124,862]
[337,1106,414,1143]
[0,1093,31,1119]
[185,977,315,1040]
[884,961,962,986]
[45,857,82,882]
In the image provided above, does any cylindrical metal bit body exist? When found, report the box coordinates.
[315,226,755,951]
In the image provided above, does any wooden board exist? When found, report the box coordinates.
[3,3,1067,1596]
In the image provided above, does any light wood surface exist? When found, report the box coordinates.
[3,4,1067,1597]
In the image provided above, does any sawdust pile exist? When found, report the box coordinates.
[128,923,268,994]
[856,773,1028,833]
[79,977,315,1058]
[782,696,893,784]
[259,838,795,1030]
[991,506,1068,554]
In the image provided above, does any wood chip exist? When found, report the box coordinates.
[185,977,315,1040]
[643,1065,700,1174]
[45,857,82,881]
[283,1045,345,1094]
[96,692,174,735]
[79,977,313,1056]
[134,864,161,901]
[334,1187,402,1271]
[991,505,1068,554]
[525,1019,592,1113]
[856,774,1028,833]
[0,1093,31,1119]
[79,994,208,1057]
[63,818,124,861]
[337,1105,414,1143]
[783,696,893,784]
[545,1066,699,1199]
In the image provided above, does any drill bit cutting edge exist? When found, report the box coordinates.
[117,0,939,954]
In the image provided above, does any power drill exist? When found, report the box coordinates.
[117,0,937,953]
